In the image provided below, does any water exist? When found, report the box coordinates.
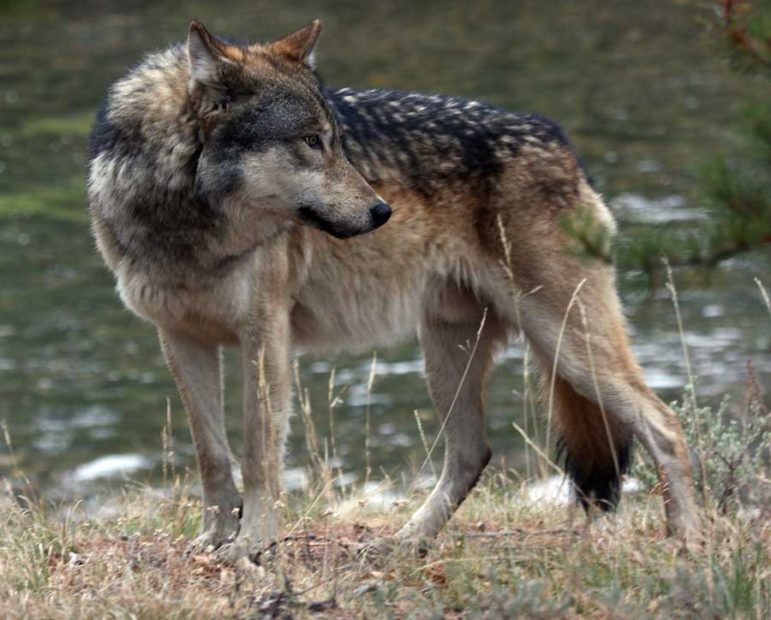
[0,0,768,498]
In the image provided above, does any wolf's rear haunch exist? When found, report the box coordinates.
[86,18,700,559]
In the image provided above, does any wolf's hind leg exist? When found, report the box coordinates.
[395,288,507,543]
[516,262,699,540]
[159,329,241,545]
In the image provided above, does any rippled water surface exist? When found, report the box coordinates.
[0,0,768,498]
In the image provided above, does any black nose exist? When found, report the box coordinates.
[369,201,391,227]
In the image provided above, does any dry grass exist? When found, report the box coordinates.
[1,469,769,619]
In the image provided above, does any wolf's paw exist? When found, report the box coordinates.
[395,535,432,558]
[357,536,395,561]
[189,528,236,555]
[677,521,705,556]
[190,514,241,554]
[213,533,276,565]
[359,535,430,562]
[190,501,242,550]
[666,511,704,555]
[212,539,252,564]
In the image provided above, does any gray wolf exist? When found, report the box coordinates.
[87,19,699,558]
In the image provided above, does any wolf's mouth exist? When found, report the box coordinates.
[297,206,359,239]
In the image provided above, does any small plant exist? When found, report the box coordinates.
[633,373,770,515]
[714,0,771,72]
[559,203,614,265]
[685,369,770,513]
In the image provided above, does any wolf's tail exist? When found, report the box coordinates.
[540,368,632,511]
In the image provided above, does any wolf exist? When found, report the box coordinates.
[87,19,699,558]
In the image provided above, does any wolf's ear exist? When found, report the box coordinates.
[188,21,227,88]
[270,20,322,68]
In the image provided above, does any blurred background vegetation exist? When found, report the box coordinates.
[614,0,770,279]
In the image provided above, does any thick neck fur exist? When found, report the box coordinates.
[87,46,277,286]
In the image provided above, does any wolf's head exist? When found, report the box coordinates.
[187,20,390,239]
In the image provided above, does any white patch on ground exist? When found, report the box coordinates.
[520,475,644,506]
[71,454,151,482]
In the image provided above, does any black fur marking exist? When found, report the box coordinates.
[88,96,146,163]
[91,111,225,269]
[328,88,575,200]
[194,156,242,212]
[88,98,119,159]
[557,437,633,512]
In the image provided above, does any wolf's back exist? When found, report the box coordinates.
[327,87,578,196]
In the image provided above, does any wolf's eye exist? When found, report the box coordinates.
[304,135,322,150]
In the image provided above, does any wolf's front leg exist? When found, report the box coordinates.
[158,329,241,547]
[228,312,292,560]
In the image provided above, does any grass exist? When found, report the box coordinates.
[1,467,769,619]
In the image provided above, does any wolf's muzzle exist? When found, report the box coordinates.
[297,200,391,239]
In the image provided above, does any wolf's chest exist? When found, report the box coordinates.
[289,268,426,354]
[115,265,252,345]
